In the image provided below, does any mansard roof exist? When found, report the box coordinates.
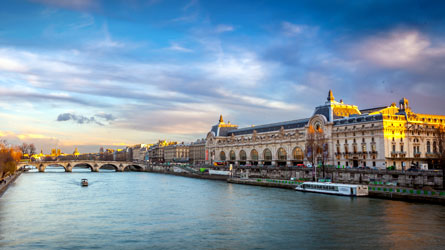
[333,114,383,125]
[227,118,310,136]
[359,106,387,114]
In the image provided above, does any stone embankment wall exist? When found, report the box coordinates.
[145,164,443,189]
[146,164,228,180]
[233,166,444,190]
[0,171,22,197]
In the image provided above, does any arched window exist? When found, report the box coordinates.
[220,151,226,161]
[263,148,272,161]
[250,149,259,161]
[239,150,247,161]
[230,150,236,161]
[427,141,431,153]
[293,147,304,161]
[277,148,287,161]
[433,141,437,153]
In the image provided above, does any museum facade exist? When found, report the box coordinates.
[205,90,445,170]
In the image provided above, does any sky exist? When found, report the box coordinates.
[1,0,445,153]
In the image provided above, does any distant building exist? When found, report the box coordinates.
[164,143,190,164]
[148,140,177,163]
[130,144,151,162]
[206,90,445,170]
[113,149,127,161]
[189,139,206,165]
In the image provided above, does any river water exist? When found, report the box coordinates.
[0,167,444,249]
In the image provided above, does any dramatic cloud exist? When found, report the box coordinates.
[57,113,103,126]
[357,30,431,68]
[1,0,445,151]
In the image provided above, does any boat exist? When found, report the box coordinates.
[81,179,88,187]
[295,182,368,196]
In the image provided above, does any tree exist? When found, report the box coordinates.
[19,142,29,156]
[0,141,22,179]
[28,143,36,156]
[305,124,328,181]
[305,125,317,171]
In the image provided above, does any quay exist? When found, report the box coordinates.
[0,170,23,198]
[146,164,445,204]
[227,177,445,204]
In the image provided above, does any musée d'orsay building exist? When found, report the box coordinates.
[205,90,445,170]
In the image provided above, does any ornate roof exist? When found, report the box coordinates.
[228,118,310,136]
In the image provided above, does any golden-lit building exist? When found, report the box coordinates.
[206,90,445,170]
[148,140,177,163]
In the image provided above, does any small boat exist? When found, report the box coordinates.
[81,179,88,187]
[295,182,368,196]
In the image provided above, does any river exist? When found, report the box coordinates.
[0,167,444,249]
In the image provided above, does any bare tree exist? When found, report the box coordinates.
[19,143,28,156]
[305,125,317,168]
[317,130,328,178]
[305,125,328,180]
[28,143,36,156]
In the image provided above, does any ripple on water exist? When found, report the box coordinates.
[0,172,444,250]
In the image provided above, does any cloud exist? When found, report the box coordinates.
[95,113,116,121]
[356,30,431,68]
[30,0,98,11]
[183,0,198,11]
[281,21,303,36]
[0,86,101,107]
[215,24,234,33]
[200,51,269,86]
[168,42,193,52]
[57,113,104,126]
[0,130,61,153]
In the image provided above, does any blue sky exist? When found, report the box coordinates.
[1,0,445,153]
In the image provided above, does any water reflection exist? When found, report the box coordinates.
[0,172,444,249]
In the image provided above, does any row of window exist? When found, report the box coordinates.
[303,184,339,191]
[220,147,305,161]
[391,141,441,154]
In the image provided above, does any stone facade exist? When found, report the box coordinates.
[164,143,190,163]
[130,144,150,162]
[206,90,445,170]
[189,139,206,165]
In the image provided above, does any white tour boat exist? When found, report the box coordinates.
[295,182,368,196]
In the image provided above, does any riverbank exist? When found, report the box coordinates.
[0,171,22,198]
[227,178,445,205]
[147,169,229,181]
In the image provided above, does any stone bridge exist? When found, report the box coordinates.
[17,161,145,172]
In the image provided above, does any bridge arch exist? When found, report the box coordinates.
[41,163,67,172]
[122,164,144,172]
[71,162,96,172]
[99,163,120,172]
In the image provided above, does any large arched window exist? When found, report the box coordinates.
[427,141,431,153]
[277,148,287,161]
[293,147,304,161]
[433,141,437,153]
[263,148,272,161]
[220,151,226,161]
[230,150,236,161]
[239,150,247,161]
[250,149,259,161]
